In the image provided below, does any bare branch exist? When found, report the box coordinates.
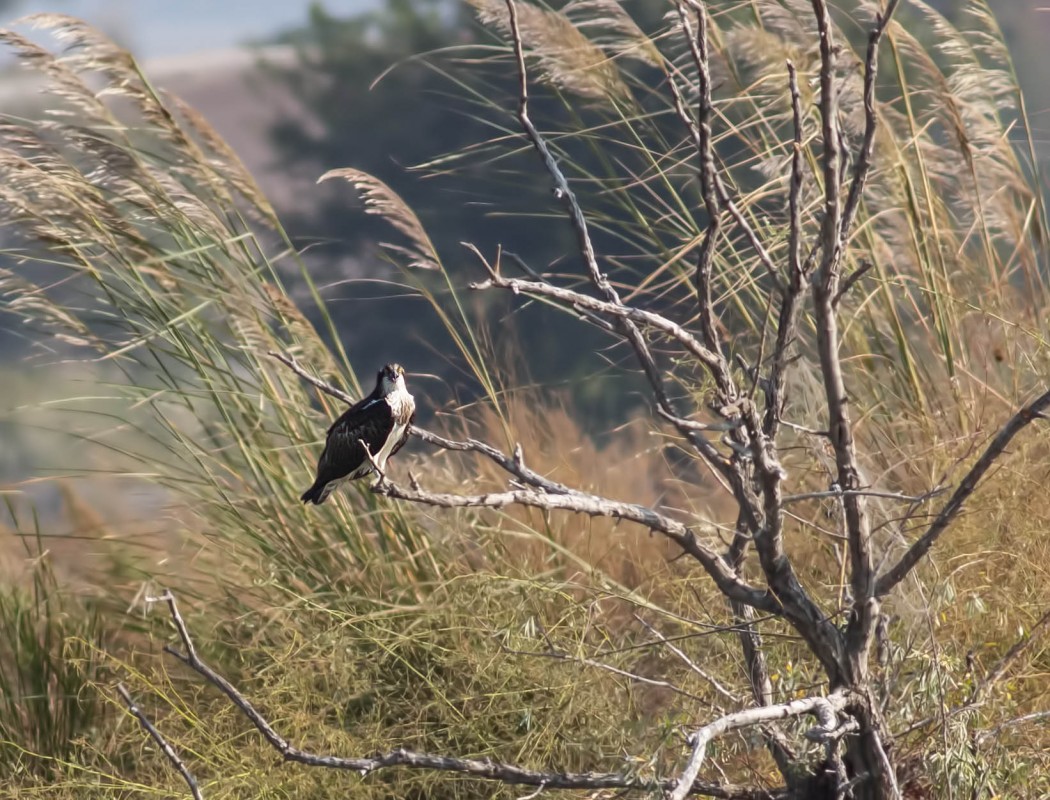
[634,615,741,704]
[503,0,612,305]
[410,426,575,496]
[504,643,711,705]
[471,274,727,380]
[371,478,775,612]
[781,487,945,506]
[786,61,804,283]
[116,683,203,800]
[269,350,354,405]
[811,0,843,288]
[657,406,742,434]
[876,388,1050,596]
[897,608,1050,740]
[973,607,1050,705]
[669,691,850,800]
[674,0,723,354]
[839,0,902,246]
[779,420,828,437]
[670,4,783,293]
[832,259,874,306]
[271,348,571,495]
[762,62,806,439]
[975,710,1050,747]
[809,0,881,682]
[151,591,777,800]
[266,349,765,608]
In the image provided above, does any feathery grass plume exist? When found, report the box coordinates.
[168,95,279,225]
[0,29,115,128]
[468,0,631,102]
[318,168,442,271]
[0,20,436,598]
[564,0,662,67]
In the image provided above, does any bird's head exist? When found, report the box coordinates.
[377,363,406,396]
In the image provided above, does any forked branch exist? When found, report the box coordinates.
[669,691,851,800]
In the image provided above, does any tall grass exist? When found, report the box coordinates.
[0,14,443,599]
[0,539,106,779]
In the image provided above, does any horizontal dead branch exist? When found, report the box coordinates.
[267,349,770,611]
[502,643,710,705]
[781,487,945,506]
[371,477,776,612]
[974,709,1050,747]
[269,349,571,494]
[470,274,727,379]
[149,591,779,800]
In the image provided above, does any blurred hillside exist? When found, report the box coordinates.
[3,0,1050,489]
[3,0,1050,389]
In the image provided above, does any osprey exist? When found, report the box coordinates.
[300,363,416,505]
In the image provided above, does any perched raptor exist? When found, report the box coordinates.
[300,363,416,505]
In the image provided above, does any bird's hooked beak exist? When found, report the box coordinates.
[379,364,406,395]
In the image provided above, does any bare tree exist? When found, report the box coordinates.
[124,1,1050,799]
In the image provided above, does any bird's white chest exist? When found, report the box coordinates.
[376,388,414,469]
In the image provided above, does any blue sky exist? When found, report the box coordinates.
[2,0,380,59]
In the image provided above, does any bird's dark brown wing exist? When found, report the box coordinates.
[312,397,395,488]
[327,388,379,436]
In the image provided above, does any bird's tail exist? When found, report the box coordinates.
[300,480,330,505]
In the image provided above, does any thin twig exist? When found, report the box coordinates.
[656,407,742,434]
[974,710,1050,747]
[674,1,784,293]
[761,60,806,437]
[973,607,1050,705]
[897,606,1050,739]
[634,615,740,704]
[781,487,945,506]
[786,60,803,284]
[839,0,902,246]
[503,644,709,705]
[674,0,723,355]
[116,683,203,800]
[833,259,874,306]
[471,275,726,377]
[269,350,354,405]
